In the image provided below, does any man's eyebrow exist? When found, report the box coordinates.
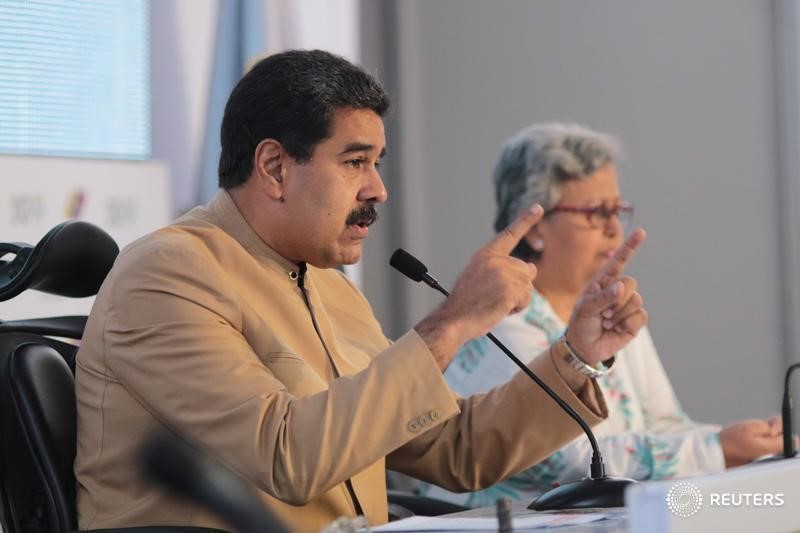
[338,143,387,158]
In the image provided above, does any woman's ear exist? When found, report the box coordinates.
[253,139,286,201]
[524,224,545,251]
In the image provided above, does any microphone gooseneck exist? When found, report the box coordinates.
[390,248,634,509]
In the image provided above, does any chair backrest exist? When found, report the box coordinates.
[0,221,118,533]
[0,220,119,302]
[3,343,76,533]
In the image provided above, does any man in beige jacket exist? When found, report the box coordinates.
[75,50,648,532]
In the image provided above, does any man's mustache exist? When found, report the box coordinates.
[346,204,378,226]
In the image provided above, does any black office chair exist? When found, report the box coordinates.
[6,343,77,532]
[0,220,118,533]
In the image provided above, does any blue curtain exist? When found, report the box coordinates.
[198,0,267,203]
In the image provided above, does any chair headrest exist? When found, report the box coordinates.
[0,221,119,302]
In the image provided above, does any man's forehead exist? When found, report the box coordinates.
[338,142,387,158]
[327,108,386,152]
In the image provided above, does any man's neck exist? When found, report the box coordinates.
[227,185,297,262]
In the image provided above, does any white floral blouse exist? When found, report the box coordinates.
[419,288,725,508]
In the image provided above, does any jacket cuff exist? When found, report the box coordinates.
[509,349,608,423]
[387,330,461,436]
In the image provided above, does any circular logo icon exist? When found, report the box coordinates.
[666,482,703,518]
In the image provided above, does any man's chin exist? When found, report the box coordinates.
[339,248,363,266]
[311,245,362,269]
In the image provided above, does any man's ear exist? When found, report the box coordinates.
[253,139,286,201]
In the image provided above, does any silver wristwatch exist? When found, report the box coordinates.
[559,333,615,379]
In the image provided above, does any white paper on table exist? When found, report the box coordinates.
[369,512,607,531]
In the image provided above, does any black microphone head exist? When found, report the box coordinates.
[140,431,290,533]
[140,432,207,500]
[390,248,428,282]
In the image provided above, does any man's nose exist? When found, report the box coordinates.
[359,168,388,204]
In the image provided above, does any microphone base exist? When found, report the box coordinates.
[528,476,636,511]
[752,451,798,463]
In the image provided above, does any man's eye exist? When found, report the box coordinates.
[345,158,365,168]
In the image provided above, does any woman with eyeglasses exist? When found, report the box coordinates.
[418,122,782,508]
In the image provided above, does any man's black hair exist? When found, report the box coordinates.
[218,49,390,189]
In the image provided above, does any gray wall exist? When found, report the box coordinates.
[361,0,799,424]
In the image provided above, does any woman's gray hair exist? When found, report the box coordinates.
[493,122,622,260]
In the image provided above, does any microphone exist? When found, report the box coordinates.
[140,431,290,533]
[751,362,800,464]
[781,363,800,458]
[390,248,635,510]
[762,363,800,460]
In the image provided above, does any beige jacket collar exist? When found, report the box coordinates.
[190,189,303,279]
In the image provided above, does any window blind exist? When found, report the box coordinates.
[0,0,150,160]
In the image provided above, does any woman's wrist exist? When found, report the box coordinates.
[561,330,615,379]
[550,340,590,393]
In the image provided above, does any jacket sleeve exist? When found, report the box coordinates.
[386,348,607,491]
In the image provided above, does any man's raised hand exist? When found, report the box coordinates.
[415,205,544,371]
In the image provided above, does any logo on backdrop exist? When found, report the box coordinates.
[666,482,703,518]
[107,196,137,227]
[64,189,86,219]
[10,193,44,225]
